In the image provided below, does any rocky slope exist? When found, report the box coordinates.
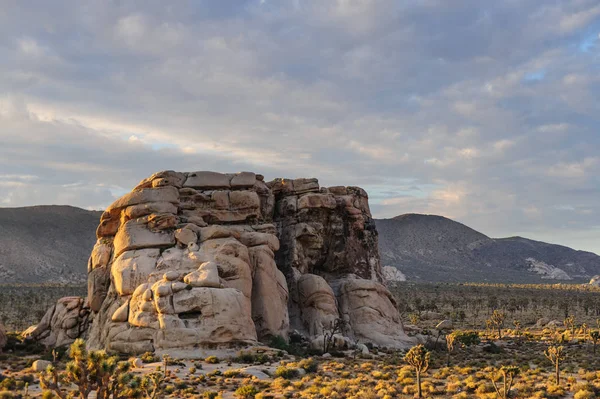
[376,214,600,283]
[0,206,101,283]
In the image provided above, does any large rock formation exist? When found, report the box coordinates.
[86,170,411,355]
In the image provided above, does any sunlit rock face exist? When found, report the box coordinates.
[86,170,411,355]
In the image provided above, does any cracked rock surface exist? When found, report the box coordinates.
[77,170,411,355]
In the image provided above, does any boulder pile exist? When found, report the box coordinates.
[23,296,91,347]
[61,170,412,355]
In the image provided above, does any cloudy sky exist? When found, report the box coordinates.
[1,1,599,253]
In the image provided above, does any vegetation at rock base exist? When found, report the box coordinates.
[3,282,600,398]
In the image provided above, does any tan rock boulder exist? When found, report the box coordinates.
[124,202,178,220]
[88,266,111,312]
[297,193,337,209]
[184,171,231,189]
[296,274,339,337]
[310,333,350,352]
[170,287,256,341]
[249,245,289,340]
[113,219,175,257]
[337,276,412,348]
[292,178,320,194]
[184,261,221,288]
[112,249,161,295]
[230,171,257,188]
[134,170,187,190]
[535,317,550,328]
[89,240,112,271]
[87,240,113,312]
[24,297,91,348]
[32,360,52,372]
[106,186,179,214]
[174,227,198,247]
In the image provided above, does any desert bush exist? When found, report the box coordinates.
[235,384,259,398]
[205,356,219,364]
[574,389,595,399]
[140,351,158,363]
[274,366,299,379]
[298,358,318,373]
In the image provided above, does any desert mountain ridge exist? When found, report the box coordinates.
[1,206,598,284]
[377,213,600,283]
[0,205,102,284]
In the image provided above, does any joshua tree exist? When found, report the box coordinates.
[405,344,430,398]
[488,310,506,339]
[446,330,480,367]
[39,364,67,399]
[590,330,600,354]
[563,315,575,334]
[490,366,520,399]
[513,320,521,332]
[323,318,346,354]
[162,354,170,377]
[140,369,166,399]
[446,332,457,367]
[544,345,565,385]
[39,338,142,399]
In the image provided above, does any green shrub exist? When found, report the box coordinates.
[141,351,158,363]
[235,351,256,364]
[205,355,219,364]
[0,377,16,390]
[269,336,289,351]
[255,353,270,364]
[164,385,175,394]
[207,370,222,377]
[235,384,259,398]
[574,390,595,399]
[482,342,502,354]
[298,358,318,373]
[274,366,299,379]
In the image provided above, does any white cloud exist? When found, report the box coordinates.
[0,1,599,253]
[17,38,45,57]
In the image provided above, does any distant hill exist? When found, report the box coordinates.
[376,213,600,283]
[0,206,101,283]
[1,206,599,284]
